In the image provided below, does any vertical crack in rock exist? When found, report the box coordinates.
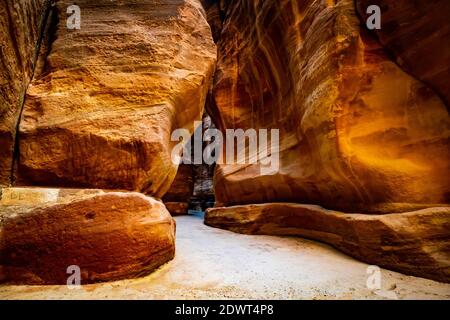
[10,0,55,185]
[0,0,53,186]
[163,111,217,215]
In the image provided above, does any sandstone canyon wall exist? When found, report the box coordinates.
[15,0,216,197]
[163,112,216,214]
[0,0,216,284]
[205,0,450,282]
[209,0,449,213]
[356,0,450,108]
[0,0,50,186]
[0,0,449,285]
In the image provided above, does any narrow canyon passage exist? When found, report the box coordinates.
[1,213,449,300]
[0,0,448,302]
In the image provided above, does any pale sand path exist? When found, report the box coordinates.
[1,213,449,299]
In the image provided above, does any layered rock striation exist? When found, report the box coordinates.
[0,0,50,185]
[210,0,449,213]
[0,187,175,285]
[206,0,450,282]
[15,0,216,196]
[357,0,450,108]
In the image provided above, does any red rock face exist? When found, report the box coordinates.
[0,188,175,285]
[15,0,216,196]
[206,203,450,283]
[211,0,450,213]
[0,0,49,185]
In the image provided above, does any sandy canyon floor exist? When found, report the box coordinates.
[0,213,449,300]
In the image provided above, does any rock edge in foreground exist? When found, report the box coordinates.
[0,188,176,285]
[205,203,450,283]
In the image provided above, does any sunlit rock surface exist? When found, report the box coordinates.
[205,0,450,282]
[356,0,450,108]
[0,0,49,185]
[16,0,216,196]
[206,203,450,282]
[0,0,448,287]
[0,187,176,284]
[210,0,449,213]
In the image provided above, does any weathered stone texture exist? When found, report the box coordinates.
[16,0,216,197]
[0,187,176,284]
[211,0,449,213]
[0,0,48,185]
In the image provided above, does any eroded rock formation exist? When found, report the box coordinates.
[206,0,450,281]
[0,188,175,285]
[0,0,217,284]
[0,0,50,185]
[206,204,450,282]
[0,0,448,286]
[15,0,216,196]
[356,0,450,108]
[210,0,449,213]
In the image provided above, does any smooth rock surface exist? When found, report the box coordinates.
[16,0,216,196]
[205,203,450,282]
[210,0,450,213]
[357,0,450,108]
[0,187,176,284]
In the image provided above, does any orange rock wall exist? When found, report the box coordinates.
[15,0,216,197]
[357,0,450,108]
[211,0,450,213]
[0,0,49,185]
[0,0,217,284]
